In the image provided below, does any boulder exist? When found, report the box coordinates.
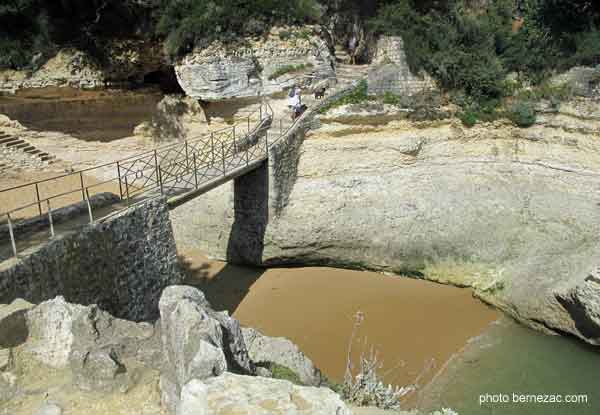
[25,296,160,369]
[0,298,33,348]
[178,373,351,415]
[70,348,129,393]
[144,95,207,142]
[158,286,228,413]
[555,269,600,344]
[25,297,88,368]
[242,327,323,386]
[175,27,335,101]
[0,114,23,129]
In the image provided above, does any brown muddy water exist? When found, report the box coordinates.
[179,249,498,397]
[0,87,161,141]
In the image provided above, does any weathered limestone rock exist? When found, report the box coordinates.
[550,66,600,98]
[34,402,63,415]
[159,285,228,413]
[70,348,128,393]
[178,373,351,415]
[0,40,166,94]
[555,268,600,344]
[242,327,323,386]
[0,49,104,94]
[0,348,13,372]
[175,26,335,101]
[25,297,88,368]
[0,298,33,348]
[0,371,18,403]
[0,114,23,129]
[25,296,160,370]
[169,104,600,346]
[367,36,436,97]
[137,94,207,142]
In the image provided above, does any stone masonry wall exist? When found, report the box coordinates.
[367,36,436,97]
[0,197,182,321]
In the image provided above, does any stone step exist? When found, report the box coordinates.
[25,148,42,155]
[0,136,17,145]
[5,139,25,147]
[15,142,31,149]
[40,154,56,162]
[22,145,36,152]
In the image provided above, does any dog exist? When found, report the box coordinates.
[314,86,326,100]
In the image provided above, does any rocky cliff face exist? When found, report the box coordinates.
[174,26,335,101]
[0,40,166,94]
[169,96,600,346]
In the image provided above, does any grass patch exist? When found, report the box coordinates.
[318,80,372,114]
[268,63,313,80]
[266,363,303,385]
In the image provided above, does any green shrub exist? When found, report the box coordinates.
[459,110,478,127]
[508,101,537,128]
[156,0,320,59]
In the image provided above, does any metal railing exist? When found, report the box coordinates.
[0,101,273,258]
[0,76,360,260]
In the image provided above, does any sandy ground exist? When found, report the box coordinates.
[179,249,499,404]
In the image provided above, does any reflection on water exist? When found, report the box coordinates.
[418,318,600,414]
[179,249,498,398]
[0,87,161,142]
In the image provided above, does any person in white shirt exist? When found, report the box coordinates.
[288,86,303,120]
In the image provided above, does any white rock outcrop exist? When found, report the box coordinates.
[242,327,323,386]
[178,373,351,415]
[175,26,335,101]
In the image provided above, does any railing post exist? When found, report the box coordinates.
[265,131,269,155]
[46,200,54,238]
[247,116,250,134]
[221,141,226,175]
[158,165,164,194]
[154,150,162,192]
[185,140,190,171]
[210,133,216,166]
[35,183,42,217]
[116,161,124,200]
[6,213,17,258]
[85,188,93,224]
[259,105,262,121]
[193,152,198,189]
[233,125,237,153]
[124,175,131,204]
[280,119,283,135]
[79,171,85,201]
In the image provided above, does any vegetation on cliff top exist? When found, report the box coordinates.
[369,0,600,101]
[2,0,599,116]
